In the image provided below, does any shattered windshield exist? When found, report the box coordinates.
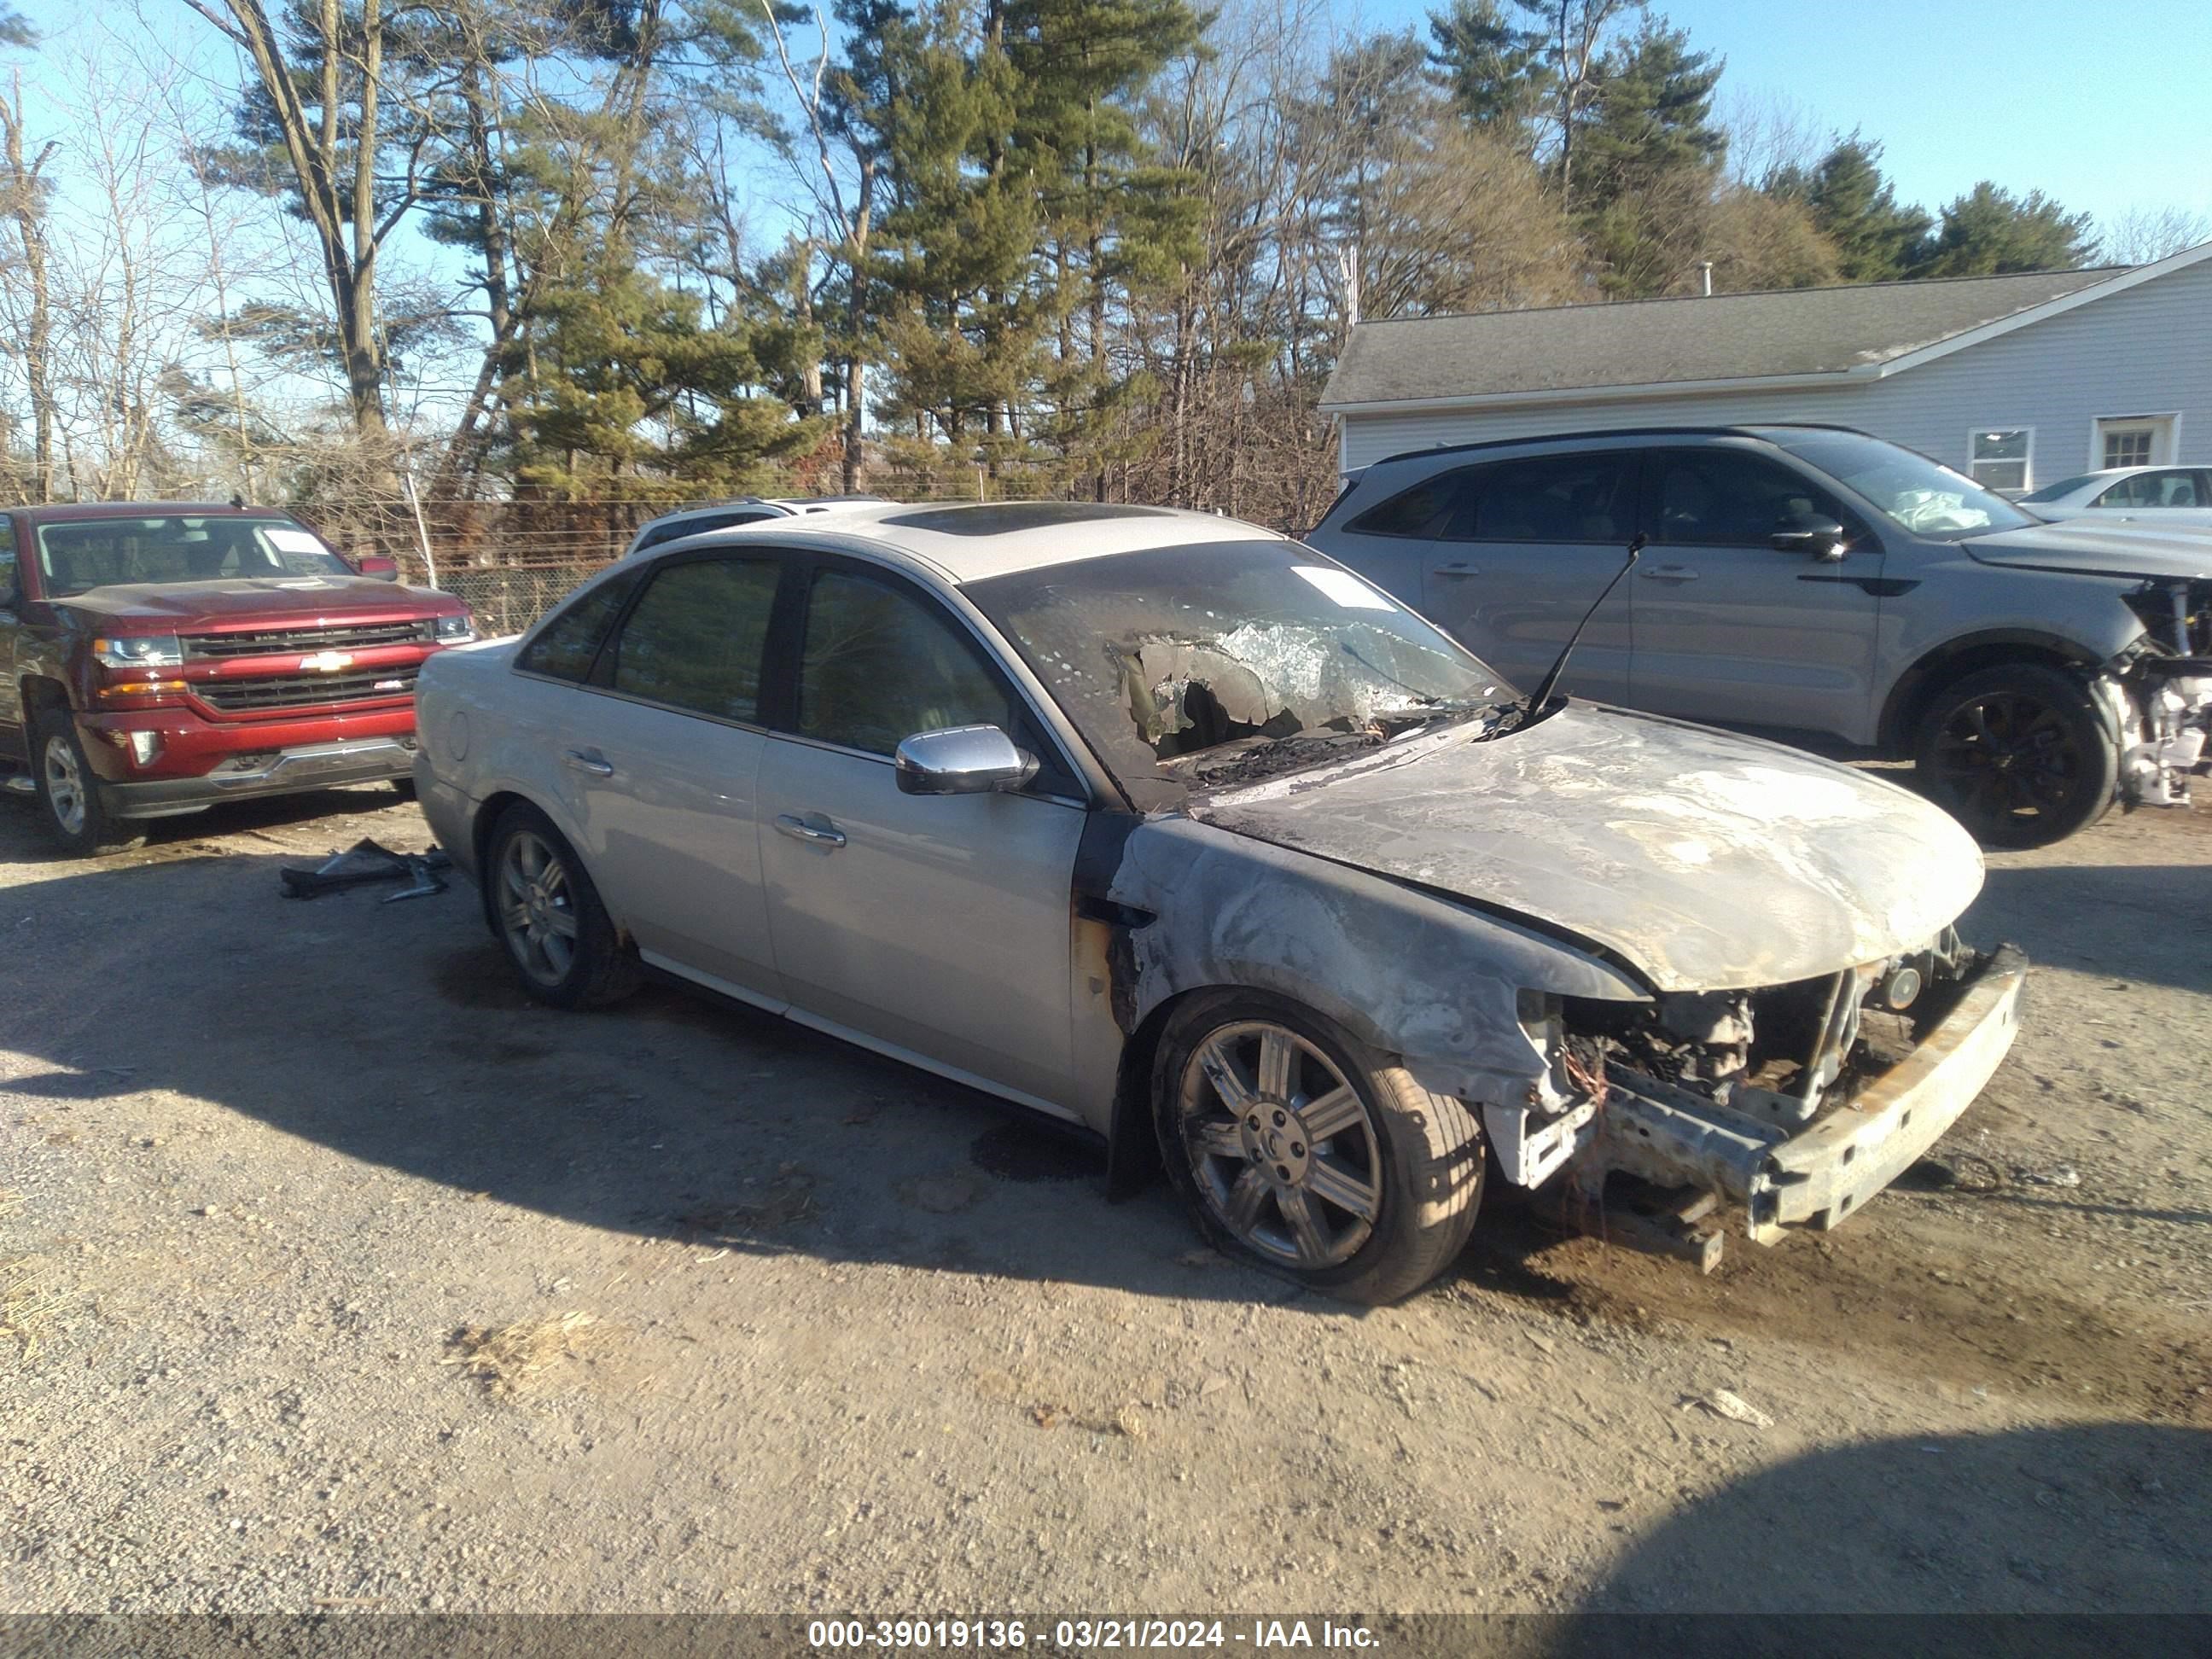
[1767,431,2037,541]
[965,540,1514,810]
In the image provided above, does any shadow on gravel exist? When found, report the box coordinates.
[1968,861,2212,993]
[1575,1422,2212,1621]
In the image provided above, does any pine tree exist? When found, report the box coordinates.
[1769,137,1933,282]
[1916,182,2098,276]
[1425,0,1550,150]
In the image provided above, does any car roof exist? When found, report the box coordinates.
[659,499,1284,583]
[15,502,294,523]
[1365,422,1869,470]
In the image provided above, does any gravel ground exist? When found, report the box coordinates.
[3,781,2209,1615]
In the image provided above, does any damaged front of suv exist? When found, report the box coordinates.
[969,537,2026,1275]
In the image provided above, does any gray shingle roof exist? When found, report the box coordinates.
[1319,269,2118,410]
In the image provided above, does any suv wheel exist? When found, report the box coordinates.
[1153,990,1485,1305]
[484,801,641,1010]
[1912,662,2117,850]
[31,711,142,855]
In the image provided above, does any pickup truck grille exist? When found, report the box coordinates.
[198,666,421,713]
[180,620,434,660]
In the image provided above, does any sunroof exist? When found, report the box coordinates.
[879,503,1176,536]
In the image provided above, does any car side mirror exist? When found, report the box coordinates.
[894,725,1039,795]
[353,554,400,581]
[1771,515,1849,562]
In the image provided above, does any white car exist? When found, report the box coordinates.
[414,501,2023,1301]
[2018,466,2212,528]
[622,495,883,556]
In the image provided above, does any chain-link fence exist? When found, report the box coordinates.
[435,562,610,637]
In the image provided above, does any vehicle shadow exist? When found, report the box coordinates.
[0,842,1312,1308]
[1967,860,2212,994]
[1567,1422,2212,1623]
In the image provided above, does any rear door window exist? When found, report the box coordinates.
[1462,453,1636,543]
[1345,469,1473,539]
[516,572,639,683]
[608,556,783,724]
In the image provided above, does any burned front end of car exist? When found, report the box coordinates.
[2109,576,2212,809]
[1520,934,2028,1271]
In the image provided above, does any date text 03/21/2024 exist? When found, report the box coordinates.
[804,1619,1382,1650]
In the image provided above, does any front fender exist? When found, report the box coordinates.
[1103,816,1647,1114]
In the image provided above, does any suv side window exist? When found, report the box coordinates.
[1462,453,1635,542]
[0,516,17,608]
[608,556,782,724]
[1344,469,1471,538]
[516,571,638,682]
[1650,449,1860,548]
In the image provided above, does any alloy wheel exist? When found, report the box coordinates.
[1177,1020,1382,1269]
[497,829,580,987]
[1930,689,2086,835]
[43,734,86,839]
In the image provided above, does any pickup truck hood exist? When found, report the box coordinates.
[1965,521,2212,582]
[1186,705,1983,992]
[57,578,457,628]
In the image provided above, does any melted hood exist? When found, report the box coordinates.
[1965,521,2212,582]
[1186,706,1984,992]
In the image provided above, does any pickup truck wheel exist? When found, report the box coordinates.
[485,803,640,1010]
[1912,663,2116,850]
[31,712,142,856]
[1153,991,1484,1305]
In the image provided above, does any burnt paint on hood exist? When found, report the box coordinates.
[1185,704,1984,992]
[55,578,462,628]
[1965,521,2212,582]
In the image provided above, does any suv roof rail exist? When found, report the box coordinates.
[1368,422,1873,469]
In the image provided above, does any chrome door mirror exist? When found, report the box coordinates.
[894,725,1039,795]
[1771,514,1849,562]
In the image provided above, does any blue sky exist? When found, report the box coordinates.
[1365,0,2212,238]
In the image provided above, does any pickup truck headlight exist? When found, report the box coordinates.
[434,613,475,643]
[93,634,183,669]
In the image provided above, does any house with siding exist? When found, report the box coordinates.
[1318,242,2212,492]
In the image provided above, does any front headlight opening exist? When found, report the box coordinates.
[434,613,474,642]
[94,634,183,669]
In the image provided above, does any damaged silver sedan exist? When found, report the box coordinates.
[415,501,2026,1303]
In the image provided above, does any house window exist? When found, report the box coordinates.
[2095,414,2175,471]
[1968,428,2034,493]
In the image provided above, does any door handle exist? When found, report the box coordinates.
[776,812,847,849]
[1639,564,1699,581]
[1434,561,1481,577]
[562,748,614,777]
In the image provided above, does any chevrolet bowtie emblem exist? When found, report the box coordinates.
[301,649,355,672]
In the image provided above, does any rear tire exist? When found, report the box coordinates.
[1912,662,2116,850]
[483,801,641,1010]
[31,711,143,856]
[1153,989,1485,1305]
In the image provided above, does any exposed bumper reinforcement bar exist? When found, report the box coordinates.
[1564,946,2028,1264]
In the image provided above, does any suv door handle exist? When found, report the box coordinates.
[775,812,847,849]
[1639,564,1699,581]
[562,748,614,777]
[1433,561,1481,577]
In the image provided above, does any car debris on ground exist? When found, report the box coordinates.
[277,838,451,901]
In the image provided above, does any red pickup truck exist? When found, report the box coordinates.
[1,503,474,853]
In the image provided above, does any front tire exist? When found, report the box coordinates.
[31,711,142,856]
[483,802,641,1010]
[1153,990,1485,1305]
[1912,662,2117,850]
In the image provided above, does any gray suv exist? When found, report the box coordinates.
[1310,425,2210,847]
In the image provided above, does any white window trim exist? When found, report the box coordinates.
[1966,425,2036,494]
[2088,411,2182,471]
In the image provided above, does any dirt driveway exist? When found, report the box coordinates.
[4,783,2209,1615]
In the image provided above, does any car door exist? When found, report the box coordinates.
[754,555,1087,1113]
[1627,446,1887,742]
[1419,451,1639,701]
[555,550,789,1004]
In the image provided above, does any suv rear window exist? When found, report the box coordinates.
[1345,470,1469,538]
